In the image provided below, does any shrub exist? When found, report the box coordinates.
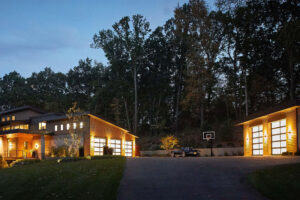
[49,146,70,157]
[232,152,237,156]
[56,157,87,163]
[282,151,293,156]
[103,146,113,155]
[237,151,243,156]
[227,143,235,147]
[160,135,179,150]
[91,155,124,160]
[294,150,300,156]
[224,152,229,156]
[216,144,223,148]
[10,159,40,167]
[0,155,8,168]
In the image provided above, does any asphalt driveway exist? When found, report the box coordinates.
[118,156,300,200]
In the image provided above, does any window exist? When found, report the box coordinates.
[125,141,133,157]
[1,117,5,122]
[271,119,286,155]
[66,123,70,130]
[39,122,46,130]
[61,124,64,131]
[109,139,121,155]
[12,116,15,121]
[55,125,58,131]
[80,122,83,129]
[252,125,263,156]
[73,123,77,129]
[94,138,106,156]
[6,116,10,121]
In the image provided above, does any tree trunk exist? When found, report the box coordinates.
[133,66,138,135]
[244,69,248,116]
[123,96,131,131]
[289,54,295,101]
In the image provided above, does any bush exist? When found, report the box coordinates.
[10,159,40,167]
[0,155,8,168]
[282,151,293,156]
[224,152,229,156]
[227,143,235,147]
[216,144,223,148]
[103,146,113,155]
[160,135,179,150]
[232,152,237,156]
[56,157,87,163]
[237,151,243,156]
[49,146,70,157]
[295,150,300,156]
[91,155,124,160]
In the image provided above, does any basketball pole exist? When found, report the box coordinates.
[210,139,213,157]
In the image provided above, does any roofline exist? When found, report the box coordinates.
[236,100,300,126]
[88,114,138,138]
[0,106,45,116]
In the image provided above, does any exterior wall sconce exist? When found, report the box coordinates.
[264,131,268,143]
[35,143,39,149]
[246,135,249,143]
[288,127,293,140]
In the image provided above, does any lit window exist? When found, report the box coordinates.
[39,122,46,130]
[1,117,5,122]
[67,123,70,130]
[24,141,28,149]
[12,116,15,121]
[80,122,83,129]
[94,138,106,156]
[55,125,58,131]
[73,123,77,129]
[6,116,10,121]
[61,124,64,131]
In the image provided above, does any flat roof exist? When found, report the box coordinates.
[236,100,300,125]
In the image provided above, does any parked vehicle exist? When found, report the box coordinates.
[171,147,199,157]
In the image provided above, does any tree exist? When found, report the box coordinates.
[160,135,179,150]
[92,15,151,135]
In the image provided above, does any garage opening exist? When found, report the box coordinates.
[110,139,121,155]
[125,141,133,157]
[271,119,287,155]
[94,138,106,156]
[252,125,263,156]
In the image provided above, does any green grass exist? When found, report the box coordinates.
[0,157,126,200]
[249,163,300,200]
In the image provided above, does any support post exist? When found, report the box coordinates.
[210,139,213,157]
[41,135,45,159]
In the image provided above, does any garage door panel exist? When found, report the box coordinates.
[252,125,263,156]
[271,119,287,155]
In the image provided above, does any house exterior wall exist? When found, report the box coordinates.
[89,116,136,157]
[243,107,299,156]
[0,110,42,121]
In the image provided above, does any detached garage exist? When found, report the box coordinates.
[237,100,300,156]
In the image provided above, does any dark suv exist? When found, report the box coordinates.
[171,147,199,157]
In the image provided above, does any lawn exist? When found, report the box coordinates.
[0,157,126,200]
[249,163,300,200]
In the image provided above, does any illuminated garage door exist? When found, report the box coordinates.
[271,119,287,155]
[94,138,106,156]
[125,141,133,157]
[110,139,121,155]
[252,125,263,156]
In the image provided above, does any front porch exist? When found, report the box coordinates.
[0,133,44,160]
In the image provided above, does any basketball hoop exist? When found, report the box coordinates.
[203,131,215,141]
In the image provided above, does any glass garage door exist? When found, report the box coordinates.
[125,141,133,157]
[110,139,121,155]
[252,125,263,156]
[271,119,287,155]
[94,138,106,156]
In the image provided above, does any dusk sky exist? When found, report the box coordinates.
[0,0,215,77]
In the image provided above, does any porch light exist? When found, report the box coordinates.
[35,143,39,149]
[288,127,292,140]
[264,131,268,143]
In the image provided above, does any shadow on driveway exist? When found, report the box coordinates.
[118,157,300,200]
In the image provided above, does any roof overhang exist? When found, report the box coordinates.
[88,114,138,138]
